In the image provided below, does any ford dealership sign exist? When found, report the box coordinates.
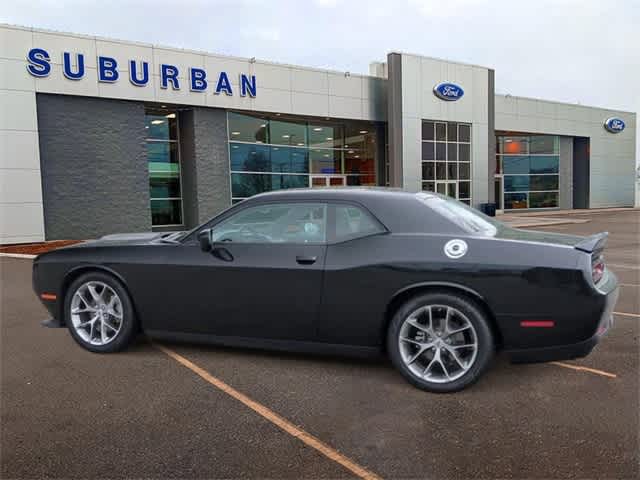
[604,117,625,134]
[26,47,257,97]
[433,82,464,101]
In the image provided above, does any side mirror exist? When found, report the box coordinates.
[197,229,212,252]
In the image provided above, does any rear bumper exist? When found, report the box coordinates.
[507,282,619,364]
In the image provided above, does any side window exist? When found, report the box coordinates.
[209,203,327,244]
[334,205,385,242]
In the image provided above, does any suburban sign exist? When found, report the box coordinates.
[26,48,257,97]
[433,82,464,101]
[603,117,625,134]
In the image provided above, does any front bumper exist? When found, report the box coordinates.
[507,282,619,364]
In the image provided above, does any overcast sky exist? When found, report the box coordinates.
[3,0,638,163]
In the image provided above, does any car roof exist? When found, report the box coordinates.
[252,186,431,202]
[247,187,463,235]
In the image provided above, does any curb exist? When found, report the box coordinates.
[0,253,37,259]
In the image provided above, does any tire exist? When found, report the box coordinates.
[64,271,137,353]
[387,291,494,393]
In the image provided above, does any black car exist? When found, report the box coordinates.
[33,188,618,392]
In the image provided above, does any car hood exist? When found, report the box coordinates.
[492,225,585,247]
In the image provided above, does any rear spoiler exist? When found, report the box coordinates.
[574,232,608,253]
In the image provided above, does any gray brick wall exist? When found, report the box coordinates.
[192,107,231,224]
[37,94,150,240]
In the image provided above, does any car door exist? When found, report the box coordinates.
[154,202,328,341]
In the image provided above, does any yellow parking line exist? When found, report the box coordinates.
[614,311,640,318]
[154,343,382,480]
[551,362,617,378]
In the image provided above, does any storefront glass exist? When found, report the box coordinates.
[421,121,472,205]
[228,112,377,202]
[145,110,183,226]
[496,135,559,209]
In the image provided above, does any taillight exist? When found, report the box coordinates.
[592,253,605,284]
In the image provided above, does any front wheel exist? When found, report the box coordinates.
[65,272,137,353]
[387,292,494,393]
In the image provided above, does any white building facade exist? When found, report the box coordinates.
[0,24,636,243]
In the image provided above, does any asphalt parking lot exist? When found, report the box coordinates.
[1,210,638,479]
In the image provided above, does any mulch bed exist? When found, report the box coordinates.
[0,240,84,255]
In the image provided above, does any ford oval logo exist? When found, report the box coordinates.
[433,82,464,101]
[604,117,625,133]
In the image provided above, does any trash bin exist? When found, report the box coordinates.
[480,203,497,217]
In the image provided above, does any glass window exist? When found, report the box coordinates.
[458,124,471,143]
[231,173,309,198]
[151,199,182,226]
[422,141,435,160]
[334,205,385,242]
[230,143,271,172]
[447,123,457,142]
[309,124,343,148]
[504,175,530,192]
[458,143,470,162]
[499,136,528,154]
[422,162,435,180]
[309,149,339,174]
[145,114,177,140]
[530,136,558,154]
[459,163,470,180]
[271,147,308,173]
[228,112,269,143]
[422,122,434,141]
[146,110,182,227]
[530,155,559,174]
[495,134,560,210]
[447,143,457,161]
[529,192,559,208]
[530,175,559,191]
[447,162,457,180]
[504,193,528,209]
[502,156,530,175]
[421,120,472,203]
[415,193,497,234]
[270,120,307,146]
[458,181,471,199]
[228,112,377,200]
[210,203,327,244]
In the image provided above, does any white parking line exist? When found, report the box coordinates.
[614,311,640,318]
[0,253,36,259]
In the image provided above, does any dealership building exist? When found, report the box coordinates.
[0,24,637,244]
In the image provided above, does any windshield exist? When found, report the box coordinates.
[415,192,499,235]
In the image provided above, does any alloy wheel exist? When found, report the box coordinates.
[398,304,478,383]
[70,281,123,346]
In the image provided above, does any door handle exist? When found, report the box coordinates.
[296,255,317,265]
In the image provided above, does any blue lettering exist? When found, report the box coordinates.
[190,68,207,91]
[160,64,180,90]
[215,71,233,95]
[129,60,149,86]
[62,52,85,80]
[26,48,51,77]
[240,74,256,97]
[98,56,119,82]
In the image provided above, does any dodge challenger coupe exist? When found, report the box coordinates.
[33,188,618,392]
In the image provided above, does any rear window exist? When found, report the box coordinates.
[415,192,498,235]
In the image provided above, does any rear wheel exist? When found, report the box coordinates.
[387,292,494,392]
[65,272,137,353]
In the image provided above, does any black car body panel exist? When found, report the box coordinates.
[33,188,618,362]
